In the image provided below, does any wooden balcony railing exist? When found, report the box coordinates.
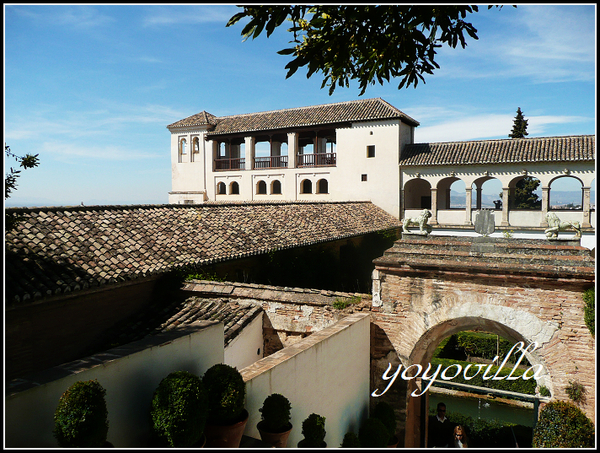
[254,156,289,169]
[297,153,336,167]
[215,158,245,171]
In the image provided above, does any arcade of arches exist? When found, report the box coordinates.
[370,235,595,447]
[402,171,594,229]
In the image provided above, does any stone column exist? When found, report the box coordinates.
[501,187,510,226]
[541,186,550,227]
[582,187,591,228]
[245,136,255,171]
[465,188,473,225]
[287,132,298,168]
[430,188,438,225]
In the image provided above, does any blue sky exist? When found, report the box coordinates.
[4,4,596,207]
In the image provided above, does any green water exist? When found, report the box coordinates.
[429,392,535,427]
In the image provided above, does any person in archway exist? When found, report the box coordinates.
[428,402,454,447]
[451,425,469,448]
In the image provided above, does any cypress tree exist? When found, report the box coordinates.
[509,107,529,138]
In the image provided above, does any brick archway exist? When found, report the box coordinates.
[371,235,595,447]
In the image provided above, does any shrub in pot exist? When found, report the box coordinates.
[53,379,109,447]
[341,431,361,447]
[298,413,326,448]
[359,417,390,448]
[257,393,293,447]
[202,364,248,447]
[373,400,397,446]
[150,370,208,447]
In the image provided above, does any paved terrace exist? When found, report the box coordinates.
[5,201,400,305]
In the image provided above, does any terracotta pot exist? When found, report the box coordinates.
[205,409,249,448]
[297,439,327,448]
[192,433,206,448]
[257,421,293,448]
[387,435,399,448]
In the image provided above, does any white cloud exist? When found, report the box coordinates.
[414,113,591,143]
[38,141,161,161]
[11,5,114,29]
[142,5,238,27]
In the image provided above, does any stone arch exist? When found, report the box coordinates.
[256,180,267,195]
[404,178,432,209]
[230,181,240,195]
[472,176,503,209]
[437,177,463,210]
[549,175,584,210]
[316,178,329,194]
[507,174,542,210]
[301,179,313,194]
[271,179,282,195]
[217,182,226,195]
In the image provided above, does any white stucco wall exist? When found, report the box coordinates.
[240,313,371,449]
[224,312,264,370]
[5,322,224,448]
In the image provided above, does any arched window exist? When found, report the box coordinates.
[272,180,282,194]
[257,180,267,194]
[180,139,187,154]
[230,181,240,195]
[301,179,312,194]
[193,137,200,153]
[217,182,226,195]
[317,179,328,194]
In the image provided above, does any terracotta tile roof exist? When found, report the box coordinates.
[5,201,400,305]
[89,295,264,353]
[167,98,419,133]
[400,135,595,166]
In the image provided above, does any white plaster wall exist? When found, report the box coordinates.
[334,121,403,218]
[170,129,207,196]
[241,313,371,449]
[224,313,264,370]
[5,323,224,448]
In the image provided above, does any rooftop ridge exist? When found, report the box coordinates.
[411,134,595,147]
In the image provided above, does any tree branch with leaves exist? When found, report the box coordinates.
[227,5,505,95]
[5,143,39,232]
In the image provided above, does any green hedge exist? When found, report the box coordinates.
[430,409,532,448]
[436,332,531,366]
[430,357,537,395]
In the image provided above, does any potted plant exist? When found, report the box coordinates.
[150,370,208,447]
[358,417,390,448]
[341,431,361,447]
[373,400,399,447]
[53,379,110,447]
[297,413,326,448]
[256,393,293,447]
[202,363,248,447]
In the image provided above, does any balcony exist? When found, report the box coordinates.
[254,155,288,169]
[214,153,336,171]
[215,158,245,171]
[298,153,336,167]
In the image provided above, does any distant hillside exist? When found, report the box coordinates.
[450,190,594,209]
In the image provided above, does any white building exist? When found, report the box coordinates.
[167,98,595,238]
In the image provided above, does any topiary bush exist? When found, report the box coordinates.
[53,379,109,447]
[258,393,292,432]
[372,400,396,444]
[300,413,326,447]
[150,370,208,447]
[341,431,361,447]
[202,364,246,425]
[358,417,390,447]
[532,401,594,448]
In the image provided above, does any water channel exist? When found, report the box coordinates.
[429,390,535,427]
